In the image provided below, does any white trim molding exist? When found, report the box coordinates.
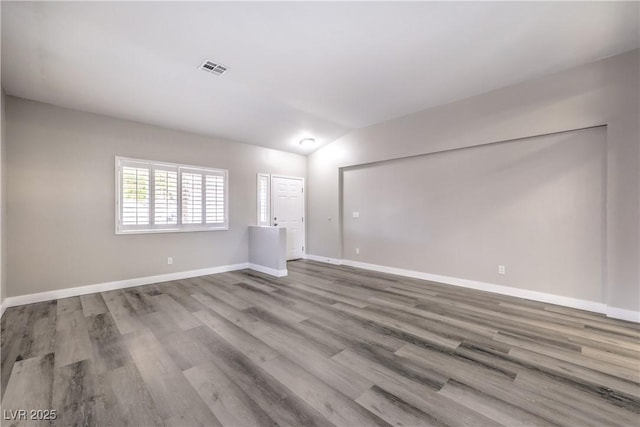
[341,259,607,313]
[1,263,250,311]
[606,306,640,323]
[303,253,342,265]
[3,257,638,324]
[0,261,294,315]
[248,263,288,278]
[306,254,639,323]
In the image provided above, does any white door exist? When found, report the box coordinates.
[272,176,304,260]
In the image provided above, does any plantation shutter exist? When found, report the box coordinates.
[117,157,228,233]
[206,172,226,224]
[181,170,203,224]
[256,173,270,226]
[120,160,150,227]
[153,166,178,225]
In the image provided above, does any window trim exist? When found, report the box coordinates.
[115,156,229,235]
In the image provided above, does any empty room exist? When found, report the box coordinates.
[1,1,639,426]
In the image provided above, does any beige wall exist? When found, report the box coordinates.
[343,127,606,303]
[5,97,306,297]
[308,50,640,311]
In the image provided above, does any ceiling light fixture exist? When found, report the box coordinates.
[299,137,316,147]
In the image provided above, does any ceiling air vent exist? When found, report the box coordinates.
[199,60,228,76]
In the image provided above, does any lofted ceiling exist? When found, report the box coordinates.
[1,1,638,154]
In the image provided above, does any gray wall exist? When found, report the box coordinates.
[249,226,287,272]
[1,89,6,305]
[308,49,639,311]
[5,97,306,297]
[343,127,605,302]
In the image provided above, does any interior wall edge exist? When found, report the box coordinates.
[338,124,608,173]
[0,88,5,309]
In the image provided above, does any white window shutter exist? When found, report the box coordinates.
[116,157,228,233]
[206,173,225,224]
[181,171,203,224]
[154,167,178,225]
[256,173,270,226]
[121,162,150,226]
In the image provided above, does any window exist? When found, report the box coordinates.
[116,157,228,234]
[256,173,270,226]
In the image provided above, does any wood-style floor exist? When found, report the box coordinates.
[1,260,639,427]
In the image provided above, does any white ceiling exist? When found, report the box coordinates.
[2,2,638,154]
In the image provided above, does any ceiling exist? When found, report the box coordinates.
[2,2,638,154]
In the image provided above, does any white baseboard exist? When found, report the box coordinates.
[248,263,288,278]
[3,256,638,324]
[305,254,639,323]
[606,306,640,323]
[1,263,250,311]
[303,253,342,265]
[341,259,607,313]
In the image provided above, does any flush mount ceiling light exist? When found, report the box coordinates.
[299,137,316,147]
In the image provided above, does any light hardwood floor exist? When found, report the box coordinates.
[1,260,639,426]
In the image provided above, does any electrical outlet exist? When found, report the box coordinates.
[352,211,360,218]
[167,257,173,265]
[498,265,506,275]
[355,248,360,254]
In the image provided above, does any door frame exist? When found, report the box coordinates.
[271,175,306,258]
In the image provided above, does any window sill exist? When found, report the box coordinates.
[116,226,229,235]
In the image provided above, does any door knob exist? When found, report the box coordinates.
[274,223,278,226]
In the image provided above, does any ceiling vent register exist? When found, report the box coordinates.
[199,60,228,76]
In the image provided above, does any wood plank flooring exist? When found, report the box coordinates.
[1,260,639,426]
